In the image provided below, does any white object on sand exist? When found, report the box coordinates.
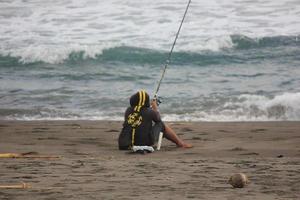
[132,146,154,153]
[156,132,163,150]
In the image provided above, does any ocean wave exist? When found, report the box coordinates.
[0,35,299,66]
[0,107,123,121]
[164,92,300,121]
[2,92,300,121]
[231,35,300,49]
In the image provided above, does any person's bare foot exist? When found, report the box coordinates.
[178,142,193,148]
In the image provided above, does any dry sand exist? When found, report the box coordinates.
[0,120,299,200]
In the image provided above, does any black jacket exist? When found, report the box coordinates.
[118,91,161,150]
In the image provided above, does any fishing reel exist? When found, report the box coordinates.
[153,95,163,106]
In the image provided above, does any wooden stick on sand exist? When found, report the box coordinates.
[0,182,31,189]
[0,152,60,159]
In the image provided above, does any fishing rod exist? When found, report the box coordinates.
[154,0,192,100]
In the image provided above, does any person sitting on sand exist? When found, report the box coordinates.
[118,90,192,150]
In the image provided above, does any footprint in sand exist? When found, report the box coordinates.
[192,136,202,140]
[32,127,50,133]
[239,152,259,156]
[181,127,194,132]
[105,129,119,133]
[251,128,267,133]
[230,147,246,151]
[218,130,230,133]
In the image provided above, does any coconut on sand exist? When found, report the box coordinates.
[228,173,249,188]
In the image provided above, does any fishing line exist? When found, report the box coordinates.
[154,0,192,99]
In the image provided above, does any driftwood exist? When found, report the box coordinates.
[0,182,31,189]
[0,152,60,159]
[0,182,63,190]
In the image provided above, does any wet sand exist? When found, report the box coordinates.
[0,121,299,200]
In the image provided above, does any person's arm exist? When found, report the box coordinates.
[151,99,161,122]
[151,99,159,112]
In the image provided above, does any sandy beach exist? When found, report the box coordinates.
[0,120,299,200]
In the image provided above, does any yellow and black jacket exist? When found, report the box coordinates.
[118,91,161,150]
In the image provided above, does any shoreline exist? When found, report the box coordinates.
[0,120,299,199]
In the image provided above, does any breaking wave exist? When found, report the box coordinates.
[2,92,300,121]
[0,35,299,66]
[163,92,300,122]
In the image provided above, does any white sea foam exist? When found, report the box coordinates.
[0,0,299,63]
[162,92,300,121]
[4,44,112,64]
[5,93,300,122]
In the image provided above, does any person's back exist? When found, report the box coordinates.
[119,90,161,149]
[118,90,192,150]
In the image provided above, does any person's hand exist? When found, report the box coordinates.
[151,98,158,111]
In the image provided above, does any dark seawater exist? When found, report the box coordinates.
[0,1,300,121]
